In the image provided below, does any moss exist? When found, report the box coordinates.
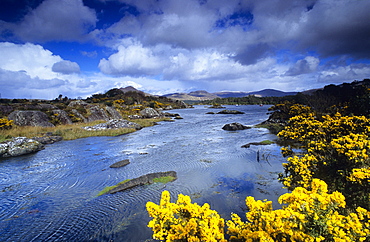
[97,179,131,196]
[152,176,176,184]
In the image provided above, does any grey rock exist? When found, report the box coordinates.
[222,122,251,131]
[0,105,14,116]
[71,109,87,122]
[109,171,177,194]
[32,135,63,144]
[68,100,89,108]
[140,107,162,118]
[110,159,130,168]
[105,106,123,119]
[8,110,54,127]
[52,109,73,125]
[87,106,110,122]
[0,137,44,158]
[82,119,142,131]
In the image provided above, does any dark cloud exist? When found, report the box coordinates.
[285,57,319,76]
[10,0,97,42]
[52,60,80,74]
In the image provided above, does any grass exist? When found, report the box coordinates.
[97,179,131,196]
[152,176,177,183]
[0,117,171,142]
[259,140,275,145]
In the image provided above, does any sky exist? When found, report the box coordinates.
[0,0,369,99]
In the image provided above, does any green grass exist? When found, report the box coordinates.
[97,179,131,196]
[152,176,177,183]
[259,140,274,145]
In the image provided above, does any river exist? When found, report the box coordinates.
[0,105,287,241]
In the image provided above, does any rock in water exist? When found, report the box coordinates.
[82,119,142,131]
[0,137,44,158]
[217,110,245,114]
[222,123,251,131]
[109,171,177,194]
[110,159,130,168]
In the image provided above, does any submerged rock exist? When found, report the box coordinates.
[222,123,251,131]
[0,137,44,158]
[109,171,177,194]
[110,159,130,168]
[82,119,142,131]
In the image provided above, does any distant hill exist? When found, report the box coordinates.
[164,89,297,101]
[163,90,218,101]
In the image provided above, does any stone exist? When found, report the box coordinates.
[110,159,130,168]
[87,106,110,122]
[82,119,142,131]
[222,122,251,131]
[140,107,162,118]
[109,171,177,194]
[105,106,123,119]
[0,137,44,158]
[52,109,73,125]
[8,110,54,127]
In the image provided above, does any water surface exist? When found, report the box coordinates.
[0,105,287,241]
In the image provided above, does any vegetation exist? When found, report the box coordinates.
[152,176,177,183]
[97,179,131,196]
[146,79,370,241]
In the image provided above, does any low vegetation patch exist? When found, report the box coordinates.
[152,176,177,183]
[97,179,131,196]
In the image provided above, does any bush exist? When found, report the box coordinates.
[0,118,13,130]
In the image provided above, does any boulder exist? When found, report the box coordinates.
[222,123,251,131]
[71,109,87,123]
[52,109,73,125]
[82,119,142,131]
[140,107,162,118]
[0,105,14,116]
[105,106,123,120]
[109,171,177,194]
[32,133,63,144]
[217,110,245,114]
[0,137,44,158]
[110,159,130,168]
[87,106,110,122]
[8,110,54,127]
[68,100,90,108]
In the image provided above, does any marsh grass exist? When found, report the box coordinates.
[0,117,171,142]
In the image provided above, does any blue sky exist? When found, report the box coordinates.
[0,0,369,99]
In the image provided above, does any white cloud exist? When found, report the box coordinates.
[98,40,166,76]
[13,0,97,42]
[285,56,319,76]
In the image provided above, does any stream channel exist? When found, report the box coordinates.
[0,105,287,241]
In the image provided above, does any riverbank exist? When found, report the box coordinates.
[0,117,172,142]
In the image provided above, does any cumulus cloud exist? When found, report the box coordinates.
[52,60,80,74]
[98,40,166,76]
[13,0,97,42]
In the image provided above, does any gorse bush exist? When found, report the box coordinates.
[146,101,370,241]
[278,106,370,210]
[0,118,13,130]
[147,180,370,241]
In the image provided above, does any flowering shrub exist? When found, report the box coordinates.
[0,118,13,130]
[147,190,226,242]
[278,111,370,209]
[147,180,370,241]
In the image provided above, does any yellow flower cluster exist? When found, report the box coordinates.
[278,110,370,209]
[0,118,13,130]
[348,168,370,184]
[146,191,226,242]
[147,180,370,241]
